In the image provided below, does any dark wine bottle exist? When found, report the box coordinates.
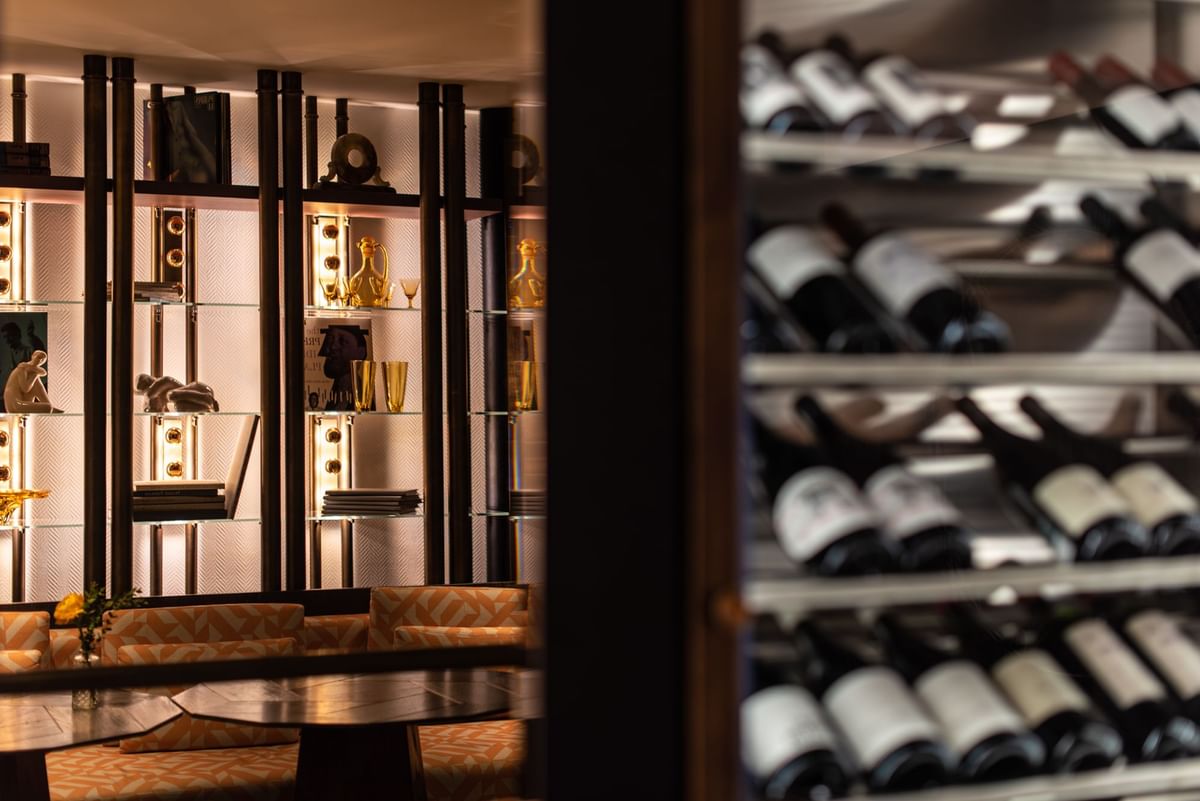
[797,620,951,791]
[743,293,794,355]
[1120,608,1200,726]
[1048,51,1197,151]
[742,618,852,800]
[1168,388,1200,435]
[1080,194,1200,347]
[877,614,1045,782]
[957,396,1149,561]
[795,396,972,571]
[1041,608,1200,762]
[751,415,899,575]
[747,225,899,353]
[741,36,823,134]
[952,605,1122,773]
[1020,395,1200,556]
[1099,55,1200,145]
[1139,195,1200,246]
[822,204,1009,353]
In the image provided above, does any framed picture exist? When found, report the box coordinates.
[304,317,373,412]
[0,311,48,393]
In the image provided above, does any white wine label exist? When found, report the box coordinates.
[1066,618,1167,709]
[1111,461,1199,529]
[741,44,809,129]
[742,686,837,779]
[914,661,1027,757]
[1125,610,1200,700]
[854,233,959,317]
[1124,228,1200,304]
[791,50,880,126]
[864,464,961,540]
[1169,89,1200,141]
[748,226,842,299]
[774,467,879,562]
[862,56,947,131]
[824,666,942,770]
[993,648,1090,728]
[1032,464,1132,539]
[1106,85,1182,145]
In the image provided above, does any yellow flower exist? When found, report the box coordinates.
[54,592,84,625]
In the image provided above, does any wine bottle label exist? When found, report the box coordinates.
[992,648,1090,728]
[1124,228,1200,304]
[914,661,1027,756]
[1106,85,1181,145]
[854,233,958,317]
[1169,89,1200,140]
[864,464,961,540]
[748,226,841,299]
[824,666,942,770]
[1065,618,1167,709]
[1111,461,1199,529]
[741,44,809,128]
[742,685,837,779]
[1125,610,1200,700]
[1032,464,1133,539]
[790,50,880,126]
[773,467,880,561]
[861,56,947,131]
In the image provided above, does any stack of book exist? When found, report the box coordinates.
[0,142,50,175]
[133,480,226,522]
[321,488,421,518]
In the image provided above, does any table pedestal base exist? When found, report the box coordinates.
[295,723,423,801]
[0,751,49,801]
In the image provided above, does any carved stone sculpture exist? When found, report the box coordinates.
[4,350,60,413]
[135,374,219,413]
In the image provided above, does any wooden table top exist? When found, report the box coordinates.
[174,669,514,728]
[0,690,180,754]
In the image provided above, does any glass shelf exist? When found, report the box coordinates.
[303,305,507,315]
[304,410,421,417]
[0,299,257,309]
[308,512,422,522]
[131,517,259,526]
[0,520,83,530]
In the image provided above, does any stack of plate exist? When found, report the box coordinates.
[510,489,546,517]
[321,488,421,517]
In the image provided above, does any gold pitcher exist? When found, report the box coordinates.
[509,238,546,309]
[347,235,394,307]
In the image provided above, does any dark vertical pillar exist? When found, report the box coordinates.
[418,82,445,585]
[11,75,26,144]
[335,99,349,137]
[305,96,318,188]
[147,84,165,180]
[443,85,471,584]
[480,108,514,582]
[257,70,282,592]
[82,55,108,590]
[281,71,307,590]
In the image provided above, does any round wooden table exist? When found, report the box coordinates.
[0,689,181,800]
[174,669,515,801]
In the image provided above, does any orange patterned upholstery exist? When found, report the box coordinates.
[0,649,41,672]
[419,720,525,801]
[303,613,368,655]
[48,629,81,669]
[394,625,527,651]
[101,603,304,664]
[368,586,527,651]
[0,611,49,672]
[46,742,297,801]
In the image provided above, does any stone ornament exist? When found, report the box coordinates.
[135,374,219,413]
[4,350,60,413]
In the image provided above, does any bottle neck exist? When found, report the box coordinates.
[1080,195,1134,246]
[821,204,871,250]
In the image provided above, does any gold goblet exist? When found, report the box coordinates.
[400,279,421,309]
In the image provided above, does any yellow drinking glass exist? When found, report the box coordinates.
[350,360,377,412]
[383,361,409,413]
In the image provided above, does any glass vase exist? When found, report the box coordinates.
[71,652,99,710]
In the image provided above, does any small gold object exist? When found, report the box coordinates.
[400,279,420,309]
[351,360,377,412]
[325,428,342,443]
[0,432,9,447]
[0,245,10,262]
[0,211,9,227]
[166,215,185,236]
[347,236,393,307]
[166,461,184,478]
[325,459,342,474]
[383,361,408,413]
[511,360,538,411]
[0,466,10,482]
[509,239,546,309]
[324,255,341,271]
[166,248,185,269]
[0,489,48,525]
[165,427,183,444]
[0,279,10,295]
[322,224,340,239]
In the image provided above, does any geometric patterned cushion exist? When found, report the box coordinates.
[46,741,298,801]
[48,629,82,669]
[0,649,42,673]
[303,613,369,655]
[102,604,305,664]
[0,611,48,654]
[419,720,524,801]
[393,626,527,651]
[369,587,528,651]
[117,638,300,754]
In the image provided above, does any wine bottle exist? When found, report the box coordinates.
[951,605,1123,773]
[1020,395,1200,556]
[957,396,1149,561]
[1080,194,1200,347]
[741,37,823,134]
[1048,51,1197,151]
[1099,55,1200,144]
[1168,388,1200,435]
[743,293,794,355]
[827,35,975,141]
[751,415,899,575]
[1139,195,1200,246]
[821,204,1010,353]
[878,614,1044,782]
[797,620,951,791]
[795,396,972,571]
[742,618,852,800]
[1041,608,1200,762]
[1120,608,1200,725]
[759,33,896,139]
[747,226,899,354]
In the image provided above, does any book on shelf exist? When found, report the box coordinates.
[304,317,373,412]
[143,91,232,184]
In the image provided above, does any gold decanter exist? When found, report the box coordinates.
[347,235,394,307]
[509,238,546,309]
